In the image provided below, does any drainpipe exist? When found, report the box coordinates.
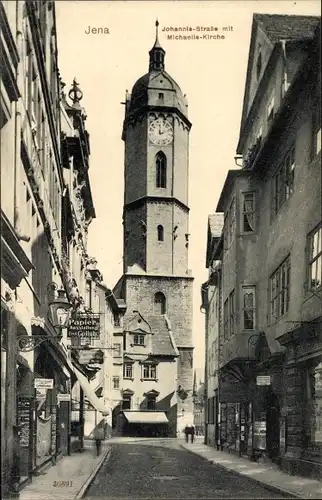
[14,2,30,243]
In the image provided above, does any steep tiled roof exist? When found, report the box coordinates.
[146,315,177,356]
[254,14,320,43]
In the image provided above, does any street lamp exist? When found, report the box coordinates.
[48,289,73,339]
[16,287,73,352]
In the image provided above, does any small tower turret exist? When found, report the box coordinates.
[149,20,165,72]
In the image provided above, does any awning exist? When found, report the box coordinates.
[123,411,168,424]
[72,365,109,415]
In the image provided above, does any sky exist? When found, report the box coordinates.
[55,0,320,382]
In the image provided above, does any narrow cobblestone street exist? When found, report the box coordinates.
[85,442,292,499]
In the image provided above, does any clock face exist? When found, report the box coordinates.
[148,118,173,146]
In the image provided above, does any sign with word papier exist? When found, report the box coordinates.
[68,314,100,339]
[34,378,54,389]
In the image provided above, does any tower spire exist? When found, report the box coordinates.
[149,19,165,72]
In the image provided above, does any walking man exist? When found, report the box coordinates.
[93,417,107,456]
[184,425,189,443]
[190,423,195,443]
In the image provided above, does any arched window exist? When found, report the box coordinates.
[154,292,166,315]
[157,225,164,242]
[156,152,167,188]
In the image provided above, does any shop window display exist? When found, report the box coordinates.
[306,360,322,446]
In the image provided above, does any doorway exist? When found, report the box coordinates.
[266,390,280,460]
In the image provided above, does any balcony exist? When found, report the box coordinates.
[219,330,260,368]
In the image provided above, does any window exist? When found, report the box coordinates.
[113,313,120,327]
[113,377,120,389]
[142,364,157,380]
[158,93,164,101]
[242,193,256,233]
[113,343,121,358]
[133,334,145,346]
[270,257,291,322]
[224,198,236,250]
[156,152,167,188]
[223,299,229,341]
[256,51,262,80]
[229,198,236,244]
[229,290,235,336]
[154,292,166,315]
[157,225,164,242]
[223,291,235,339]
[242,286,256,330]
[122,394,131,410]
[308,223,322,290]
[123,363,133,379]
[147,397,156,410]
[272,147,295,217]
[267,93,275,123]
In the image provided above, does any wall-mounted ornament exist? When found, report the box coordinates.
[177,385,189,401]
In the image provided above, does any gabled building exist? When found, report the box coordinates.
[208,14,321,479]
[113,312,179,437]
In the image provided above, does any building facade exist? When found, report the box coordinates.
[113,22,194,437]
[1,1,107,494]
[1,1,72,493]
[202,214,223,447]
[205,14,321,479]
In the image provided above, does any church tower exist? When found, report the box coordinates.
[115,21,194,435]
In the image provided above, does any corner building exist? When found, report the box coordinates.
[114,23,194,437]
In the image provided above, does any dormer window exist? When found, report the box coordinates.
[142,363,157,380]
[158,93,164,101]
[147,396,156,410]
[133,334,145,346]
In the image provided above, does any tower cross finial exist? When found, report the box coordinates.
[155,19,159,42]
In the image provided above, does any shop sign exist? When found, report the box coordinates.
[57,394,71,402]
[78,349,104,365]
[256,375,271,386]
[34,378,53,389]
[68,314,100,339]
